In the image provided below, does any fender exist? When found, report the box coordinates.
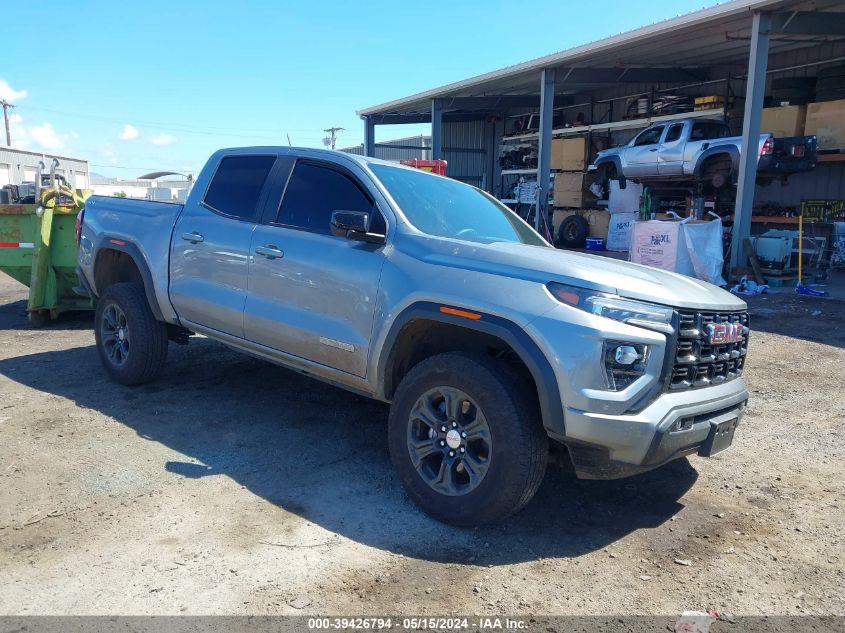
[591,154,626,189]
[694,145,740,178]
[377,302,566,438]
[91,236,165,321]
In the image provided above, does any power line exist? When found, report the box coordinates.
[17,104,328,138]
[323,126,345,150]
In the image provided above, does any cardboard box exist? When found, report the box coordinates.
[585,209,610,238]
[552,209,609,239]
[551,137,586,171]
[695,95,725,105]
[761,105,806,138]
[805,99,845,150]
[553,172,587,208]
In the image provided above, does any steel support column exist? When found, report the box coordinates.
[431,99,443,161]
[536,68,556,231]
[730,11,771,271]
[363,116,375,157]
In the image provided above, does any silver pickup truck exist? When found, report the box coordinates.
[590,117,816,189]
[77,147,750,525]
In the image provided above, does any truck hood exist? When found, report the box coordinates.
[410,237,746,311]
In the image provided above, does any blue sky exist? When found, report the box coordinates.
[3,0,717,178]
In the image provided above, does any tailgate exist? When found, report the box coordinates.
[772,135,818,162]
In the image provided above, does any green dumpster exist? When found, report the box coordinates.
[0,187,94,327]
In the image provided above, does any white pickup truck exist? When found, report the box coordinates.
[590,118,817,189]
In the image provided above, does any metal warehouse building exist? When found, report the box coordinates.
[0,147,90,190]
[341,134,432,161]
[357,0,845,269]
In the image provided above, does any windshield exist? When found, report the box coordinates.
[370,164,547,247]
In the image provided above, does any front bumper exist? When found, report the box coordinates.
[555,378,748,479]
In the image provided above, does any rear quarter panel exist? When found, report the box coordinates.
[78,196,184,322]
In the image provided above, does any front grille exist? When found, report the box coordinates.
[669,310,749,390]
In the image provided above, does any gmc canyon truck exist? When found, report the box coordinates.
[77,147,750,526]
[590,117,816,189]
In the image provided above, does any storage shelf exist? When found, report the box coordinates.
[817,153,845,163]
[502,108,725,142]
[500,168,538,175]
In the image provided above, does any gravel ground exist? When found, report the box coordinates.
[1,274,843,617]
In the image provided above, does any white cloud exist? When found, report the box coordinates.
[29,122,64,151]
[9,114,30,149]
[99,143,120,166]
[0,79,27,102]
[119,124,139,140]
[8,113,76,153]
[150,132,176,146]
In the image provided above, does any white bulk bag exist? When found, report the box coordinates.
[630,217,726,286]
[630,220,695,277]
[606,212,638,252]
[682,217,726,286]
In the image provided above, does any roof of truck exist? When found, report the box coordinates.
[216,146,403,168]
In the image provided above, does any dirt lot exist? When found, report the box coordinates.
[1,274,843,617]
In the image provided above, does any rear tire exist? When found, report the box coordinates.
[94,282,168,385]
[28,309,52,328]
[388,352,548,526]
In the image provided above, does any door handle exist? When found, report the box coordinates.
[649,148,658,152]
[181,231,204,243]
[255,245,284,259]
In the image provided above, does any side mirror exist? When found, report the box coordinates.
[330,210,385,244]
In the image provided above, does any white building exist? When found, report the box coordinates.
[0,147,90,189]
[89,176,192,202]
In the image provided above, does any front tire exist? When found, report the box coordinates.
[94,282,168,385]
[388,352,548,526]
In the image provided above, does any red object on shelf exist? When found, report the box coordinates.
[400,159,447,176]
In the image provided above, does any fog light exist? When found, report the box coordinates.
[670,417,695,433]
[614,345,643,365]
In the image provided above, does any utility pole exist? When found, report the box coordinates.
[323,126,345,150]
[1,100,14,146]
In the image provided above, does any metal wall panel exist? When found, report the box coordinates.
[342,135,431,161]
[442,120,488,187]
[756,163,845,208]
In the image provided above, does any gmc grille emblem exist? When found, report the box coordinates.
[706,322,745,345]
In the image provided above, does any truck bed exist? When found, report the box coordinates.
[78,196,185,322]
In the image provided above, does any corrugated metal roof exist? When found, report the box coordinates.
[0,146,89,164]
[358,0,843,116]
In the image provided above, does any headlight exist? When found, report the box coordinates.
[603,341,649,391]
[547,282,674,333]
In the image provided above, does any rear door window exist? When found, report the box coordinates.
[276,161,375,235]
[691,121,731,141]
[203,155,276,222]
